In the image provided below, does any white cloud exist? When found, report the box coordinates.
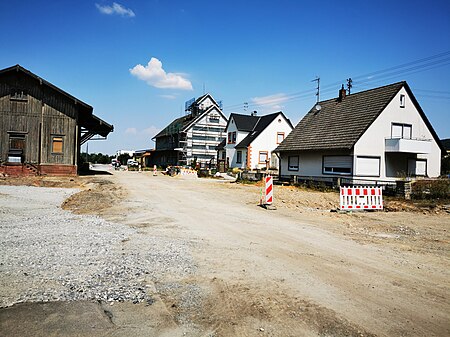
[160,94,178,100]
[130,57,193,90]
[125,127,137,135]
[251,93,289,111]
[96,2,135,17]
[142,126,161,137]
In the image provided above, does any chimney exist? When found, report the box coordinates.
[338,84,346,101]
[251,110,257,116]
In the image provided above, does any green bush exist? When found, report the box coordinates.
[411,179,450,200]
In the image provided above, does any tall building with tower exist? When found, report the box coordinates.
[152,94,228,167]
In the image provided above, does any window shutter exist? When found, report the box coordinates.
[323,156,352,168]
[392,124,402,138]
[356,157,380,176]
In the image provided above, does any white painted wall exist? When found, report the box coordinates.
[248,114,293,169]
[279,151,346,177]
[354,87,441,178]
[224,117,249,168]
[280,86,442,180]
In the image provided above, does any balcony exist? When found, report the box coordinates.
[385,138,431,154]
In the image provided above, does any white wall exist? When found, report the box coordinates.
[248,114,293,169]
[279,151,349,177]
[354,87,441,178]
[224,117,249,168]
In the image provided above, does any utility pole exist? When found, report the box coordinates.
[312,76,320,103]
[347,78,353,94]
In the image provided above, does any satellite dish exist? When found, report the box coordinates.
[315,104,322,111]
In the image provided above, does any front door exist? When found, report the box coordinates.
[8,133,26,163]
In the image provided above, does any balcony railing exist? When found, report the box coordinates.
[385,137,431,154]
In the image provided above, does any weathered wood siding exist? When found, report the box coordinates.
[0,71,78,165]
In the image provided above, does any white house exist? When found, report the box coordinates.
[220,111,293,170]
[152,94,227,167]
[276,82,444,183]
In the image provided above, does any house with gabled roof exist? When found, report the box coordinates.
[275,82,444,184]
[221,111,293,170]
[152,93,227,167]
[0,65,113,176]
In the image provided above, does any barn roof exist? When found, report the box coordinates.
[0,64,113,138]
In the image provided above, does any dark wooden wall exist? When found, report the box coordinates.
[0,71,78,165]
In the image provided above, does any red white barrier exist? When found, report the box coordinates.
[340,186,383,210]
[180,168,198,178]
[265,175,273,204]
[153,165,157,176]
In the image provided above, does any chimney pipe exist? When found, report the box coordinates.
[338,84,346,101]
[251,110,257,116]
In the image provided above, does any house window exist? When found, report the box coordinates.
[259,151,268,164]
[232,131,237,144]
[236,151,242,164]
[400,94,405,108]
[221,151,226,160]
[277,132,285,144]
[355,156,380,177]
[391,123,412,139]
[407,159,427,176]
[323,156,352,175]
[52,136,64,154]
[227,132,232,144]
[288,156,299,171]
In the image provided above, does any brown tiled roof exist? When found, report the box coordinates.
[276,82,405,152]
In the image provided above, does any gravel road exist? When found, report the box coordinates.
[0,185,195,308]
[1,170,449,337]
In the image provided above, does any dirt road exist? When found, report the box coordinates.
[1,169,449,336]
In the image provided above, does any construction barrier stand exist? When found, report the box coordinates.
[265,175,273,204]
[180,168,198,178]
[340,186,383,210]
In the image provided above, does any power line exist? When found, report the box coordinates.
[222,51,450,112]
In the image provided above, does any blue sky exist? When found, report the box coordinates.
[1,0,449,155]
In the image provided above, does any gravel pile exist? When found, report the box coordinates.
[0,185,196,308]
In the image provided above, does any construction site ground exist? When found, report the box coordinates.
[0,165,449,337]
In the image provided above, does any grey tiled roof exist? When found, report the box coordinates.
[230,113,260,131]
[153,115,194,139]
[276,82,405,152]
[235,112,284,148]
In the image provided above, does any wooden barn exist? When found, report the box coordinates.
[0,65,113,176]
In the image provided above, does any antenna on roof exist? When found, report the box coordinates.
[347,78,353,94]
[312,76,320,103]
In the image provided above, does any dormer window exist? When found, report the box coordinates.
[400,94,405,108]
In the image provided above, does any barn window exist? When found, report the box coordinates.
[10,91,28,102]
[8,133,26,163]
[52,136,64,154]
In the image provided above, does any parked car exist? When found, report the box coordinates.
[127,159,139,167]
